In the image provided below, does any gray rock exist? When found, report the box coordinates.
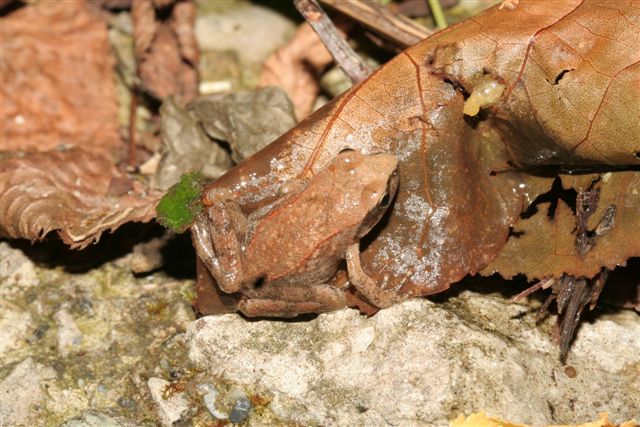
[229,397,251,424]
[148,377,190,427]
[0,241,38,290]
[187,294,640,426]
[54,309,83,356]
[195,4,295,66]
[0,358,56,426]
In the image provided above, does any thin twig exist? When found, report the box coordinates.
[294,0,372,84]
[128,89,138,169]
[320,0,431,48]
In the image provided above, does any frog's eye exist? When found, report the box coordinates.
[379,193,391,208]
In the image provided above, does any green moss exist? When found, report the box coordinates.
[156,171,206,233]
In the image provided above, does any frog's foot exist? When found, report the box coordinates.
[238,285,346,317]
[345,243,403,309]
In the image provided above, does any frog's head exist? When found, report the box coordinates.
[335,149,399,238]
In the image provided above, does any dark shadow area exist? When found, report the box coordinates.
[427,273,531,303]
[3,222,196,279]
[239,312,320,323]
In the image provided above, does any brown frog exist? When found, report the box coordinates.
[191,150,402,317]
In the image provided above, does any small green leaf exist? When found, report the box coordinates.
[156,171,205,233]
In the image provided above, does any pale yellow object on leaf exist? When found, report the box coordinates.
[450,412,637,427]
[462,80,505,116]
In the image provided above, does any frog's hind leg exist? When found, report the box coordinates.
[345,243,403,309]
[238,284,346,317]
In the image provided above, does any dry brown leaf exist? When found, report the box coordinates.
[132,0,198,102]
[259,22,334,120]
[482,172,640,280]
[196,0,640,314]
[0,148,161,249]
[0,1,120,155]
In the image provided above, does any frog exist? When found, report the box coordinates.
[191,149,402,317]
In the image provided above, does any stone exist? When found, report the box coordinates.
[148,377,190,427]
[0,358,56,426]
[0,307,32,357]
[54,308,83,356]
[229,396,251,424]
[187,293,640,426]
[0,241,38,290]
[195,4,295,66]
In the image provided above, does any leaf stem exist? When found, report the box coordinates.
[427,0,447,30]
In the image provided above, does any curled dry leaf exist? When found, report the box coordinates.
[0,1,120,155]
[196,0,639,314]
[0,148,161,249]
[132,0,199,102]
[259,22,334,120]
[0,1,162,247]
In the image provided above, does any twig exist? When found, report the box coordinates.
[320,0,432,48]
[294,0,372,84]
[427,0,448,30]
[128,89,138,169]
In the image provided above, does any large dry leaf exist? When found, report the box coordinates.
[0,1,164,247]
[0,1,120,155]
[196,0,639,312]
[0,149,161,249]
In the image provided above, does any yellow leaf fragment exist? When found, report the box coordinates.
[450,412,637,427]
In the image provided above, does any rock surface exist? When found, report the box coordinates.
[148,377,190,427]
[0,358,57,426]
[188,295,640,426]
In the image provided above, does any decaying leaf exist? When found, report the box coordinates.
[0,0,165,247]
[0,1,120,154]
[189,86,297,163]
[132,0,199,102]
[196,0,639,313]
[152,97,233,191]
[482,173,640,280]
[259,22,334,120]
[0,149,161,249]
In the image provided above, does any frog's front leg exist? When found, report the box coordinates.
[346,243,403,309]
[191,199,248,294]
